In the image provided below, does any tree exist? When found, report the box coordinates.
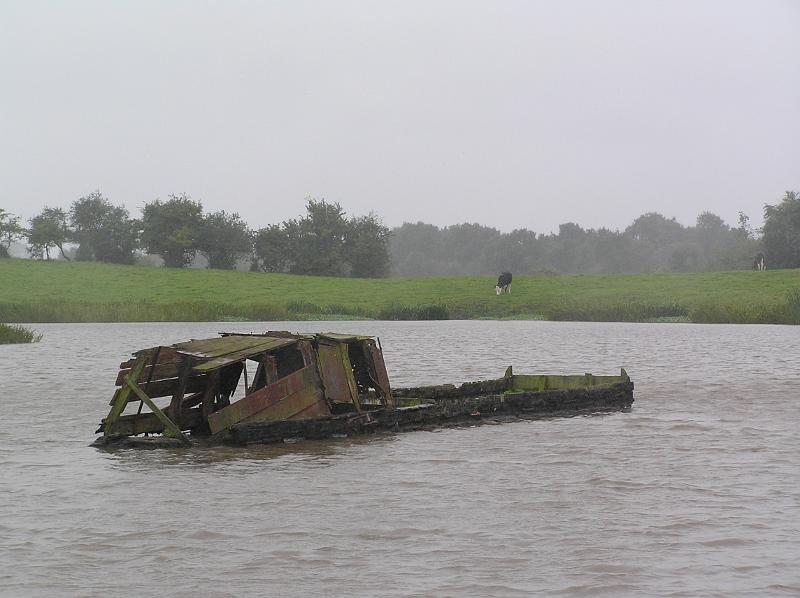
[252,224,293,272]
[762,190,800,269]
[442,223,501,275]
[251,200,392,277]
[140,194,204,267]
[197,210,252,270]
[624,213,686,271]
[625,212,684,244]
[0,209,24,258]
[344,212,391,277]
[390,222,446,276]
[290,199,350,276]
[668,242,704,272]
[70,191,138,264]
[736,211,754,240]
[481,228,542,275]
[27,207,71,260]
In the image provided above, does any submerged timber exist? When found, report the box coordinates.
[94,332,634,448]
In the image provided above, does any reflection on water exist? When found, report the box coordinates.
[2,321,799,597]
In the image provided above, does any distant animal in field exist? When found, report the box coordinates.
[495,271,512,295]
[753,253,766,271]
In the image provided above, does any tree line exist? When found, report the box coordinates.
[0,193,391,277]
[390,191,800,276]
[1,189,798,275]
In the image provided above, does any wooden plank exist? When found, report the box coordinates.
[192,338,297,372]
[207,365,326,434]
[363,340,395,408]
[104,357,148,437]
[108,375,208,404]
[130,346,178,362]
[201,371,220,419]
[317,342,360,410]
[176,336,295,360]
[125,378,190,445]
[318,332,372,342]
[264,355,278,385]
[115,362,181,386]
[172,336,249,355]
[340,345,362,412]
[168,356,192,419]
[104,408,203,436]
[297,339,315,366]
[239,385,328,424]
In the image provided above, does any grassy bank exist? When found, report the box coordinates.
[0,259,799,324]
[0,323,42,344]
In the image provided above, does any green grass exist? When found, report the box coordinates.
[0,323,42,344]
[1,258,799,324]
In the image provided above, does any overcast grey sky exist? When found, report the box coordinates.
[1,0,798,233]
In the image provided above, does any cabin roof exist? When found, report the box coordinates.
[317,332,373,342]
[131,332,377,374]
[173,335,299,372]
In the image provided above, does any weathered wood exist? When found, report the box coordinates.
[124,378,190,445]
[297,339,316,367]
[104,408,203,436]
[168,356,192,420]
[207,365,327,434]
[126,346,178,365]
[228,379,635,446]
[115,361,181,386]
[96,332,636,449]
[239,385,328,424]
[104,357,148,437]
[317,341,361,411]
[201,371,220,419]
[264,355,278,385]
[363,339,394,408]
[108,375,208,404]
[176,336,296,366]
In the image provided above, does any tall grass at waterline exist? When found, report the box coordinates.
[285,301,371,319]
[0,300,291,323]
[0,323,42,344]
[378,303,450,320]
[689,288,800,325]
[1,259,799,324]
[545,300,688,322]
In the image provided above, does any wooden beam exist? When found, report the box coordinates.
[201,371,220,419]
[125,378,191,445]
[168,356,192,420]
[264,355,278,385]
[104,357,147,437]
[105,408,203,436]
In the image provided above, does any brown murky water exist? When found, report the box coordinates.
[2,321,799,597]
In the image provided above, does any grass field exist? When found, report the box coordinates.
[1,258,799,324]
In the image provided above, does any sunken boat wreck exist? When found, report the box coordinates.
[94,331,634,448]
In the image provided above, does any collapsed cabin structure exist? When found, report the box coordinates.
[99,332,393,445]
[96,331,634,447]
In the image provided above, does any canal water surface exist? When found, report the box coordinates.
[1,321,798,597]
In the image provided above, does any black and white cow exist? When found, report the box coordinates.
[753,252,766,271]
[495,271,512,295]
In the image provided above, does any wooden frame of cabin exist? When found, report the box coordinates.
[100,332,394,444]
